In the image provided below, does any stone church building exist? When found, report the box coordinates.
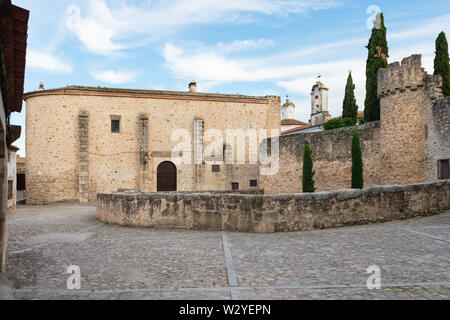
[24,82,280,204]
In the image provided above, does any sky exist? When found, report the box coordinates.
[11,0,450,156]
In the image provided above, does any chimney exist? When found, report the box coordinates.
[39,82,44,90]
[189,81,197,93]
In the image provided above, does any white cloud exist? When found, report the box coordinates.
[161,11,450,122]
[66,0,340,55]
[91,70,137,84]
[389,14,450,41]
[163,43,361,83]
[26,50,73,73]
[217,39,275,52]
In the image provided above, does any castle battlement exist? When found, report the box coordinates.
[378,55,425,97]
[378,54,443,99]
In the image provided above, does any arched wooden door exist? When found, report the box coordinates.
[157,162,177,192]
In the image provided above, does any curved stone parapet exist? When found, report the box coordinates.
[97,180,450,233]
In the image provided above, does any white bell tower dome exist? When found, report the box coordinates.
[281,98,296,120]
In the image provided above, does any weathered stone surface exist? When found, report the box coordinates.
[97,180,450,233]
[24,88,280,204]
[260,55,449,195]
[261,122,382,194]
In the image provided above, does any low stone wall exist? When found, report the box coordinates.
[97,180,450,233]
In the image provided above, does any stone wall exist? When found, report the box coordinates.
[260,122,381,195]
[24,87,280,204]
[424,96,450,180]
[97,180,450,233]
[260,55,449,196]
[0,89,7,273]
[378,55,444,185]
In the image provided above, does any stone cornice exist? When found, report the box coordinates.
[23,85,272,104]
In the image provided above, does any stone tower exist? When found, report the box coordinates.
[310,81,331,126]
[281,98,295,120]
[378,54,444,185]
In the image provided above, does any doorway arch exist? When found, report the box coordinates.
[157,161,177,192]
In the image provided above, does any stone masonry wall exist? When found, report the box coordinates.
[260,122,381,195]
[378,54,444,185]
[424,96,450,180]
[25,88,280,204]
[97,180,450,233]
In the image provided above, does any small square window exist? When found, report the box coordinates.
[111,120,120,133]
[438,159,449,180]
[212,165,221,173]
[250,180,258,187]
[232,183,239,191]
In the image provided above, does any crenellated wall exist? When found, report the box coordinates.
[378,54,444,185]
[261,55,449,195]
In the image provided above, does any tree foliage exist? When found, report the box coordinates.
[434,31,450,96]
[302,144,316,193]
[351,130,364,189]
[324,118,357,131]
[364,13,389,122]
[342,72,359,119]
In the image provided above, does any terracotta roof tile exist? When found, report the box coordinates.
[281,119,308,126]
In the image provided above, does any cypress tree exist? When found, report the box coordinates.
[434,32,450,96]
[302,143,316,193]
[364,13,389,122]
[351,130,364,189]
[342,72,359,119]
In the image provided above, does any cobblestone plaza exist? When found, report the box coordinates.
[4,205,450,300]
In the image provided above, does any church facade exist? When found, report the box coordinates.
[23,82,281,204]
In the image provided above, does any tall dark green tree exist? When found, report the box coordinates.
[434,32,450,97]
[342,72,359,119]
[302,143,316,193]
[351,130,364,189]
[364,13,389,122]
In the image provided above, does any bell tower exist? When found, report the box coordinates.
[310,81,331,126]
[281,98,295,120]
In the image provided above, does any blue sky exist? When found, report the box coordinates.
[11,0,450,156]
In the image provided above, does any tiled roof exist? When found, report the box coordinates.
[281,119,308,126]
[281,124,311,135]
[0,0,29,113]
[281,111,365,135]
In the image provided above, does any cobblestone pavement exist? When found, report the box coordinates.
[4,205,450,300]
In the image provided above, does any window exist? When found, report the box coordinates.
[110,115,121,133]
[212,165,221,173]
[438,160,449,180]
[232,183,239,191]
[250,180,258,187]
[8,181,13,200]
[111,120,120,133]
[17,173,26,191]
